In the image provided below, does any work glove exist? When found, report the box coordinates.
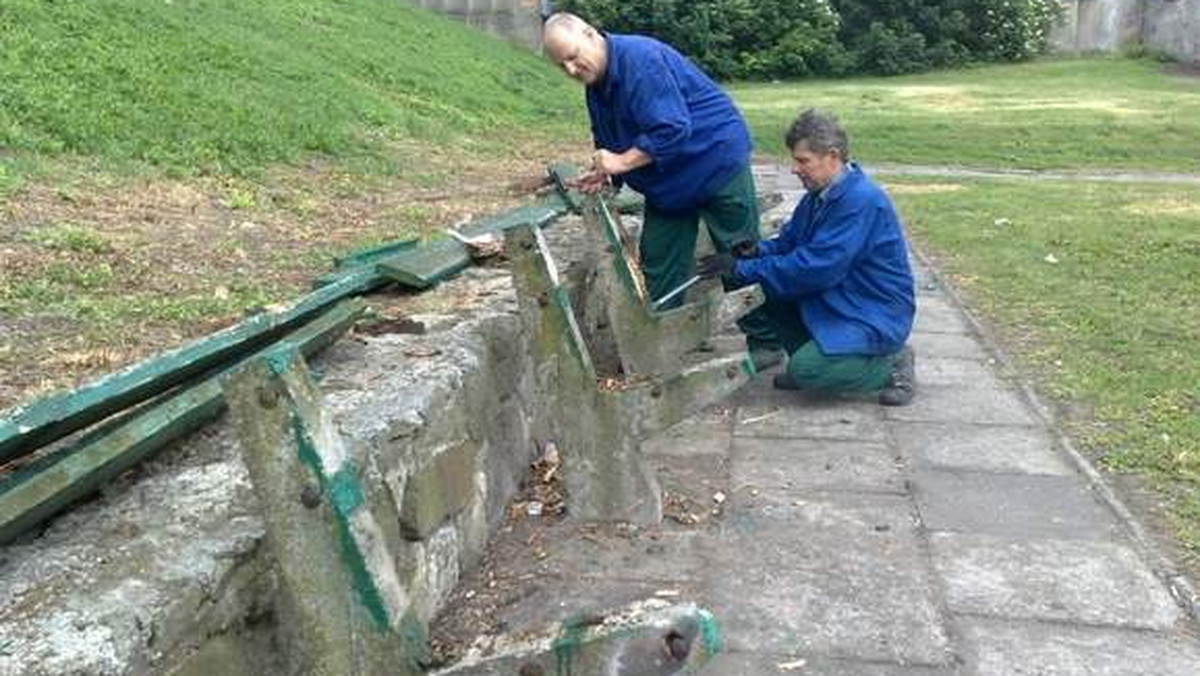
[731,240,758,259]
[696,252,736,280]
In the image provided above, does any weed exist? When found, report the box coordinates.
[24,223,113,254]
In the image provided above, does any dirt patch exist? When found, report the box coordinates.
[1122,197,1200,219]
[884,182,965,195]
[0,137,588,411]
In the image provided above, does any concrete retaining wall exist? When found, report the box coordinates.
[1053,0,1200,63]
[0,264,546,675]
[414,0,544,51]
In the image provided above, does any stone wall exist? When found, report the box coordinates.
[1053,0,1200,63]
[414,0,544,51]
[0,264,545,676]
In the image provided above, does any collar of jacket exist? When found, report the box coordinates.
[593,32,620,99]
[817,162,861,205]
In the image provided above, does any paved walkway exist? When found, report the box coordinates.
[434,171,1200,675]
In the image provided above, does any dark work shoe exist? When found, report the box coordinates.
[750,348,786,371]
[879,346,916,407]
[773,372,804,391]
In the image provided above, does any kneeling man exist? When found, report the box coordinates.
[699,109,917,405]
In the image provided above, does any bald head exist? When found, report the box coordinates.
[542,12,608,86]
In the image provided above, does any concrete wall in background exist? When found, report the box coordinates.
[416,0,544,51]
[1053,0,1200,63]
[1142,0,1200,63]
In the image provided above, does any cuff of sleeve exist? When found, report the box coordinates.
[631,135,667,170]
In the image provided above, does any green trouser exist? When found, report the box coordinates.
[639,165,777,350]
[764,297,898,393]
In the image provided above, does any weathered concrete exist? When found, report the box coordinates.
[0,263,545,675]
[428,165,1200,676]
[414,0,543,51]
[224,355,416,676]
[434,600,719,676]
[912,469,1122,539]
[931,533,1182,629]
[1053,0,1200,64]
[958,619,1200,676]
[890,421,1075,476]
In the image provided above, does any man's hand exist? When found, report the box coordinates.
[566,169,609,194]
[696,253,736,279]
[592,149,627,176]
[731,240,758,259]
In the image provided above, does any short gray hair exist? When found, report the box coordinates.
[543,12,589,36]
[784,109,849,161]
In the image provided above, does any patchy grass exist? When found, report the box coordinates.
[886,176,1200,556]
[733,57,1200,172]
[0,0,582,178]
[0,134,588,409]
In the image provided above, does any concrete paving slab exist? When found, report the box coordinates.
[890,421,1074,476]
[913,469,1120,539]
[701,493,950,664]
[958,619,1200,676]
[642,408,735,457]
[735,400,888,443]
[914,297,973,335]
[704,651,959,676]
[534,526,709,584]
[885,384,1038,426]
[931,533,1182,629]
[731,437,905,494]
[917,357,1006,389]
[909,332,990,361]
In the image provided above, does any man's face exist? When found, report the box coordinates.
[544,26,607,86]
[790,140,844,192]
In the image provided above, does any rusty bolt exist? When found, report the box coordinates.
[537,293,549,307]
[521,240,534,251]
[664,630,690,661]
[650,385,663,399]
[257,385,279,409]
[299,483,322,509]
[518,662,545,676]
[726,365,739,380]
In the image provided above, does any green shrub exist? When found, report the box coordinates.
[559,0,1064,80]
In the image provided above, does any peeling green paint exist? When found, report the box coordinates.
[284,381,389,632]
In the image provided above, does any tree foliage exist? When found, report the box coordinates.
[555,0,1063,79]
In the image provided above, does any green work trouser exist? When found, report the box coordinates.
[764,298,898,393]
[639,165,777,350]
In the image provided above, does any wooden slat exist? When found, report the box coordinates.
[0,269,382,464]
[0,299,365,545]
[378,202,563,289]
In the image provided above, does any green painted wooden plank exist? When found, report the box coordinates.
[0,299,365,546]
[378,201,563,289]
[313,238,421,288]
[0,268,383,465]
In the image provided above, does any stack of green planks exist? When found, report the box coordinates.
[0,163,620,545]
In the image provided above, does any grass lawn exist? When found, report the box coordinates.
[885,176,1200,556]
[733,57,1200,173]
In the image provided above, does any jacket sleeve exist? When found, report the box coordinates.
[754,200,807,257]
[625,51,692,166]
[735,200,875,300]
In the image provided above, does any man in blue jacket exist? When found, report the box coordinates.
[541,13,780,368]
[699,109,917,405]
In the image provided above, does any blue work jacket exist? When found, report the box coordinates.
[734,165,915,356]
[586,34,752,213]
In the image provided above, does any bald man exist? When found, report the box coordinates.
[542,13,781,369]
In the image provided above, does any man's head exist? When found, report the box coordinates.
[785,109,849,192]
[542,13,608,86]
